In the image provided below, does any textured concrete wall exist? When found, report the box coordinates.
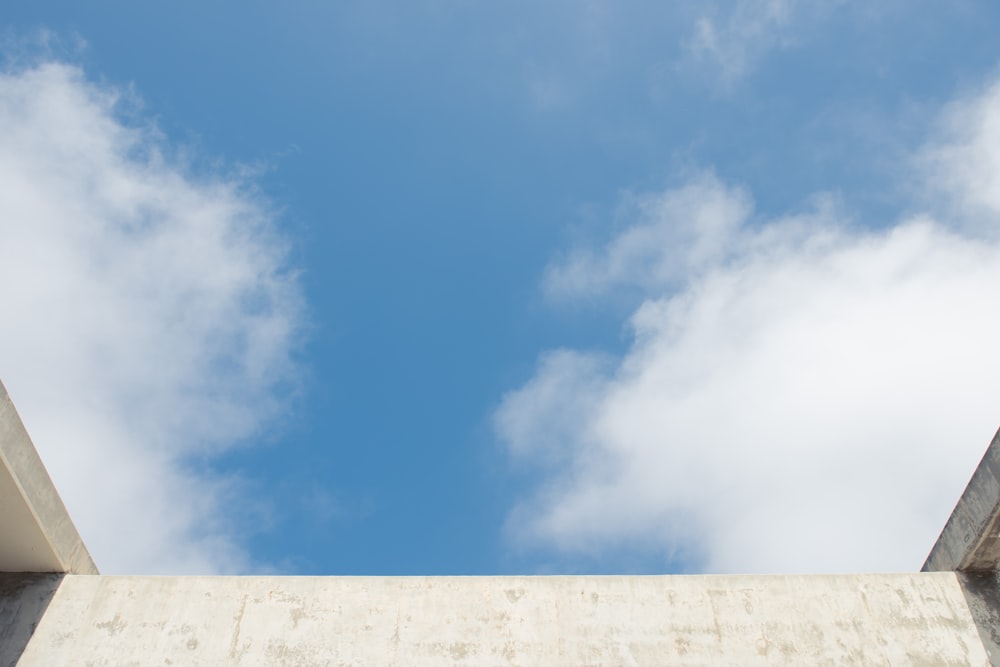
[9,573,992,666]
[957,571,1000,665]
[0,574,62,667]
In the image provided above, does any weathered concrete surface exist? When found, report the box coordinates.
[958,571,1000,664]
[0,574,62,667]
[0,381,97,574]
[15,573,991,666]
[925,426,1000,573]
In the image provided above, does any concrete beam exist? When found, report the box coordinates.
[925,427,1000,573]
[0,381,96,574]
[12,574,993,665]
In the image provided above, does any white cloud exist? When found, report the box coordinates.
[497,76,1000,574]
[0,62,303,573]
[920,75,1000,227]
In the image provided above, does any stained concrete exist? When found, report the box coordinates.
[958,571,1000,663]
[11,573,992,666]
[0,381,96,574]
[0,574,62,667]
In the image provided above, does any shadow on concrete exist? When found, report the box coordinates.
[959,571,1000,666]
[0,574,63,667]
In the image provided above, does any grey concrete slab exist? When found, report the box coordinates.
[14,573,992,666]
[0,574,63,667]
[0,381,97,574]
[958,571,1000,664]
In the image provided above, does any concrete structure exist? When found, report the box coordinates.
[2,380,1000,665]
[0,382,96,576]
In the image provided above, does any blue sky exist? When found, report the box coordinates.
[3,2,1000,575]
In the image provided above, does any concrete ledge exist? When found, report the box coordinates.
[924,427,1000,573]
[0,381,97,574]
[14,574,991,666]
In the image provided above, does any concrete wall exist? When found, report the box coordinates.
[8,573,993,666]
[0,574,62,667]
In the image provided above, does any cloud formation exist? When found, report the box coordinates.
[921,75,1000,226]
[498,75,1000,574]
[0,61,303,573]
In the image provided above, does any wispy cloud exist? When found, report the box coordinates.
[684,0,842,85]
[497,72,1000,574]
[0,61,304,573]
[543,174,755,298]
